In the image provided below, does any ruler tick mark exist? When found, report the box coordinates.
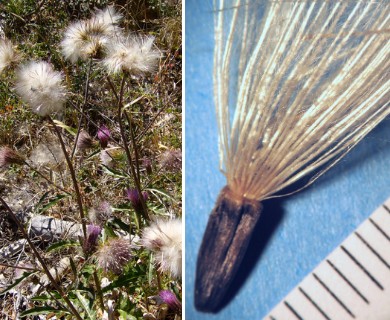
[354,232,390,269]
[341,245,384,290]
[326,259,369,304]
[312,273,355,318]
[383,204,390,214]
[369,218,390,242]
[298,287,331,320]
[284,301,303,320]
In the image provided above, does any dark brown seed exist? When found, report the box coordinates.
[195,186,262,312]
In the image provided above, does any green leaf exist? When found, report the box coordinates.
[38,193,69,213]
[75,290,96,320]
[20,306,70,316]
[52,119,77,135]
[102,273,138,293]
[46,239,79,252]
[118,309,137,320]
[0,271,36,296]
[146,188,178,203]
[101,164,128,178]
[35,191,50,210]
[110,218,131,233]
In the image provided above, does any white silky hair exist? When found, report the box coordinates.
[213,0,390,201]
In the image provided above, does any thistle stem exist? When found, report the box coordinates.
[124,110,141,183]
[71,57,93,159]
[0,196,83,320]
[47,116,87,239]
[116,76,150,221]
[93,270,105,312]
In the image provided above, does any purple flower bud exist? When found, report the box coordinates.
[83,224,102,254]
[159,290,181,313]
[143,158,152,175]
[126,188,148,215]
[97,125,111,148]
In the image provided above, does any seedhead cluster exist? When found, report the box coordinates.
[0,2,181,319]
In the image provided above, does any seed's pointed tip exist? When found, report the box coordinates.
[194,285,215,312]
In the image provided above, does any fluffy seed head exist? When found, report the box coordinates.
[142,218,182,278]
[77,130,96,151]
[15,61,67,117]
[61,6,122,63]
[0,146,25,167]
[160,149,182,171]
[89,201,113,225]
[97,238,132,274]
[159,290,182,312]
[103,35,161,75]
[0,38,19,73]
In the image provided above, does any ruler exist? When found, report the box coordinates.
[265,198,390,320]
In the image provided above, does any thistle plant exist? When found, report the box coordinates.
[0,2,181,319]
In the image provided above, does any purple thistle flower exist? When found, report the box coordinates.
[0,146,25,167]
[159,290,181,313]
[83,224,102,254]
[126,188,148,215]
[97,125,111,148]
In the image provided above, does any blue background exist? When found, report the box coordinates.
[185,2,390,319]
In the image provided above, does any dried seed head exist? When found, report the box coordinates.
[142,218,182,278]
[0,146,25,167]
[89,200,113,225]
[160,149,182,171]
[159,290,182,313]
[15,61,67,117]
[103,34,161,75]
[77,130,96,151]
[0,38,20,73]
[61,6,122,63]
[97,238,132,274]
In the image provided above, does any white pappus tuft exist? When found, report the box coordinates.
[60,6,122,63]
[0,38,19,73]
[15,61,67,117]
[103,35,161,75]
[97,237,132,274]
[141,218,182,278]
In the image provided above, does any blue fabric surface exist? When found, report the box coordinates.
[185,1,390,319]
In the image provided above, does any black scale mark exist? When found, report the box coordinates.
[354,232,390,269]
[284,301,303,320]
[298,287,331,320]
[369,218,390,242]
[326,259,369,304]
[313,273,355,318]
[341,245,384,290]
